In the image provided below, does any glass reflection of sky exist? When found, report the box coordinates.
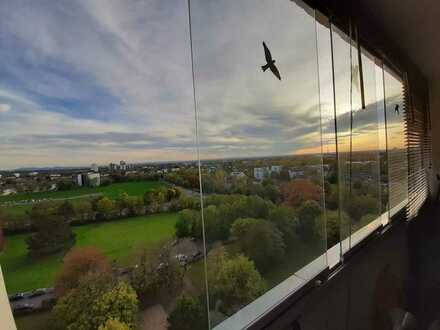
[191,0,322,159]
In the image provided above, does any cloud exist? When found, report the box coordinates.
[0,0,393,170]
[0,103,11,113]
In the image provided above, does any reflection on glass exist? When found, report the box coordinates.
[384,69,408,217]
[190,0,327,327]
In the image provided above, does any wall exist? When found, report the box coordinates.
[0,267,16,330]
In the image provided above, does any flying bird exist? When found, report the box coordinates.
[262,41,281,81]
[395,104,400,115]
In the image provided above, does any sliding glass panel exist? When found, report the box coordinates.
[190,0,327,327]
[375,62,390,225]
[316,12,340,266]
[384,69,408,217]
[330,24,354,255]
[349,48,381,246]
[0,1,204,329]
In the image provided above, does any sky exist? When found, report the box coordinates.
[0,0,404,170]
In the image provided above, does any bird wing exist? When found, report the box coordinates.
[270,63,281,80]
[263,42,272,62]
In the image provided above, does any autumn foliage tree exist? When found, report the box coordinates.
[55,247,110,296]
[52,274,138,330]
[98,319,130,330]
[281,179,321,207]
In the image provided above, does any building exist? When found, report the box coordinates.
[75,172,101,187]
[49,174,61,180]
[109,163,118,171]
[254,167,269,181]
[270,165,282,174]
[289,169,305,179]
[120,160,127,171]
[230,171,246,179]
[91,163,99,172]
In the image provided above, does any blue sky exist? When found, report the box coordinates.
[0,0,388,170]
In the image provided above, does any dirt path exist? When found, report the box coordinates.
[141,304,168,330]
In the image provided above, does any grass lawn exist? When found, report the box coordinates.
[0,212,178,294]
[0,180,164,203]
[15,311,51,330]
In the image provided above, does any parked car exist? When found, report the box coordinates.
[13,303,34,314]
[28,288,47,298]
[8,293,25,302]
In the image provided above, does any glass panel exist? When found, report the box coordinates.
[189,0,327,327]
[384,69,408,217]
[0,1,207,329]
[375,62,390,226]
[316,12,340,266]
[349,48,382,246]
[330,24,354,255]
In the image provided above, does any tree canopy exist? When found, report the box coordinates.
[208,249,266,313]
[167,296,207,330]
[52,274,138,330]
[26,204,75,257]
[55,247,110,296]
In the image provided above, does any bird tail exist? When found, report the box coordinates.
[261,64,269,72]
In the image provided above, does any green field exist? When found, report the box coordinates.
[15,311,51,330]
[0,212,178,294]
[0,180,164,203]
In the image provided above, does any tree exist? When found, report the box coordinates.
[52,275,138,330]
[56,201,76,221]
[230,218,261,239]
[346,195,378,222]
[55,247,110,296]
[167,296,207,330]
[116,193,130,215]
[143,189,165,213]
[98,319,129,330]
[268,205,298,244]
[204,205,229,242]
[175,209,201,238]
[297,200,322,239]
[324,210,349,248]
[208,249,266,314]
[233,218,285,271]
[96,197,116,220]
[26,209,75,257]
[175,209,194,238]
[130,243,183,305]
[281,179,321,207]
[0,208,6,252]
